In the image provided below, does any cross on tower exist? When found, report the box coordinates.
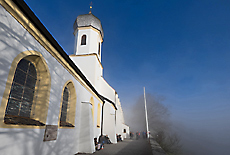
[89,1,93,14]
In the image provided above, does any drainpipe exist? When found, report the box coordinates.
[115,92,117,125]
[100,101,105,136]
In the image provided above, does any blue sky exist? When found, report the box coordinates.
[25,0,230,154]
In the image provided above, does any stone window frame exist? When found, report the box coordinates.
[59,81,77,128]
[0,51,51,128]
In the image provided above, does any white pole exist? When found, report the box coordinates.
[144,87,149,138]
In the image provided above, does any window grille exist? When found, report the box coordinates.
[60,86,74,127]
[4,59,44,126]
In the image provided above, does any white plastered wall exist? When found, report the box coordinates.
[70,56,97,86]
[75,28,101,58]
[93,102,102,139]
[70,54,103,90]
[100,78,117,143]
[115,98,123,139]
[0,5,98,155]
[103,102,116,143]
[122,124,130,139]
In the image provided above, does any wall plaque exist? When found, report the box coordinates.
[43,125,58,141]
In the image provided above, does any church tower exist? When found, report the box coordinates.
[73,11,104,61]
[70,9,104,88]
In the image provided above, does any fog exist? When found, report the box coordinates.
[123,94,230,155]
[171,120,230,155]
[124,94,169,133]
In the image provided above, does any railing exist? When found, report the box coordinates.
[149,135,166,155]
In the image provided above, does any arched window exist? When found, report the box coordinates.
[59,82,76,127]
[60,86,71,126]
[98,42,101,55]
[4,58,45,126]
[81,35,86,45]
[0,51,51,128]
[5,59,36,119]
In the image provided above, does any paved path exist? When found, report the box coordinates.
[79,138,153,155]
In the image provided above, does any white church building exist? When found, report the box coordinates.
[0,0,129,154]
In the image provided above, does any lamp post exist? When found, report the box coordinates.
[144,87,150,138]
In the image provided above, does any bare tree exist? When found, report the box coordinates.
[127,94,182,154]
[155,130,181,155]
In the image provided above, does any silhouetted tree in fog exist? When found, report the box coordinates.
[127,94,181,155]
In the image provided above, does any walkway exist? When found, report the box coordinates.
[79,138,153,155]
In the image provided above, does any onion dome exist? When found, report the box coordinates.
[73,13,104,39]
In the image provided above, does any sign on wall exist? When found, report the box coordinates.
[43,125,58,141]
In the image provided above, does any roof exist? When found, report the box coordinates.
[73,13,104,38]
[11,0,116,109]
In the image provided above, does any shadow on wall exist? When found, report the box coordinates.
[0,14,77,155]
[0,127,77,155]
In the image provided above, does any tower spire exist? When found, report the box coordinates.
[89,1,93,14]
